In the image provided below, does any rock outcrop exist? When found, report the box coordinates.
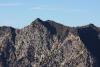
[0,18,100,67]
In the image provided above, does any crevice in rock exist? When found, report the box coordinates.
[10,27,16,45]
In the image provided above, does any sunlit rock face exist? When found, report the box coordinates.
[0,18,100,67]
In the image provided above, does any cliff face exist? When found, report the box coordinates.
[0,18,100,67]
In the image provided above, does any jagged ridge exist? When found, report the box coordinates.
[0,18,100,67]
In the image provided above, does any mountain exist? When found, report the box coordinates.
[0,18,100,67]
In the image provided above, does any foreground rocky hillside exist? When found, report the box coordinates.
[0,18,100,67]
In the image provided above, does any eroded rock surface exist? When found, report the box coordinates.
[0,18,100,67]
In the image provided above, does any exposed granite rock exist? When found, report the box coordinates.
[0,18,100,67]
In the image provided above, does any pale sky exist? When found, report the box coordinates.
[0,0,100,28]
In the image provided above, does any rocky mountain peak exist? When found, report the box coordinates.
[88,23,95,27]
[30,18,43,27]
[78,23,96,29]
[0,19,100,67]
[85,23,97,29]
[34,18,43,22]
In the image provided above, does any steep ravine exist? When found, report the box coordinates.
[0,18,100,67]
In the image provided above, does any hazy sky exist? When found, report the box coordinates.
[0,0,100,28]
